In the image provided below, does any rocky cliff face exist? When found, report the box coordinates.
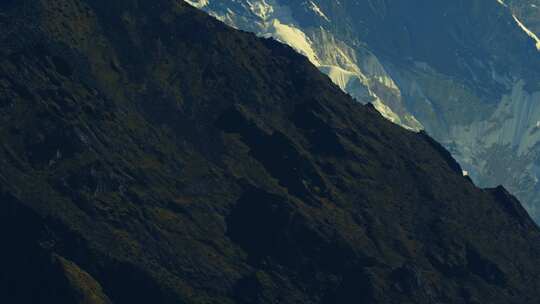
[1,0,540,303]
[192,0,540,222]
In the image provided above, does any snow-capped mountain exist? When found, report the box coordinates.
[189,0,540,222]
[187,0,423,130]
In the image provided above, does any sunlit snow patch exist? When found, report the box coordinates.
[248,0,274,20]
[513,15,540,51]
[496,0,507,7]
[265,19,321,65]
[372,99,405,128]
[319,65,364,90]
[184,0,209,9]
[308,1,329,22]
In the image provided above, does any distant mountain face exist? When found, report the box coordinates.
[2,0,540,303]
[186,0,424,131]
[192,0,540,222]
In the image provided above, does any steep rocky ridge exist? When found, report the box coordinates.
[1,0,540,303]
[192,0,540,221]
[192,0,423,130]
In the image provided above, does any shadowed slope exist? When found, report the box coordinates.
[0,0,539,303]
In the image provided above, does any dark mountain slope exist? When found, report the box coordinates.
[194,0,540,221]
[1,0,540,303]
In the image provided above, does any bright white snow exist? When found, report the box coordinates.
[319,65,359,90]
[247,0,274,20]
[308,1,330,22]
[184,0,209,9]
[372,98,410,129]
[266,20,321,65]
[512,15,540,51]
[496,0,507,7]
